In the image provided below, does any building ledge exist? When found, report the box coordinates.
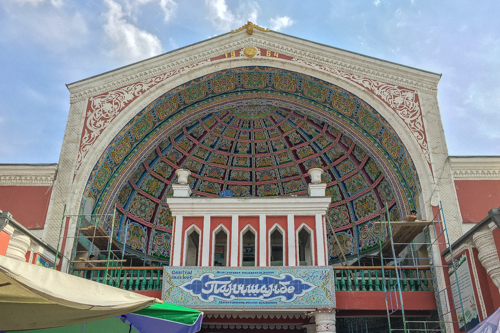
[166,196,332,216]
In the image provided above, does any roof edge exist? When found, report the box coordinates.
[66,28,441,97]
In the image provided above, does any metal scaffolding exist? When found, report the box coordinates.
[56,205,169,288]
[375,201,467,333]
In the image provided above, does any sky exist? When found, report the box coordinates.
[0,0,499,163]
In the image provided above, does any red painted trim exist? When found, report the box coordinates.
[0,231,11,256]
[431,206,449,254]
[471,247,499,316]
[337,309,432,317]
[25,251,31,263]
[57,216,71,271]
[336,291,436,310]
[131,290,162,298]
[170,216,176,266]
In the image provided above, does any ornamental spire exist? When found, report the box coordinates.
[231,21,269,35]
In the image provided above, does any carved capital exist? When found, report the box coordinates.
[472,226,500,290]
[6,229,31,261]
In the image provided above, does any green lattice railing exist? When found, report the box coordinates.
[333,266,433,292]
[75,266,432,292]
[74,267,163,291]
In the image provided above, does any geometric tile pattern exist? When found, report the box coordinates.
[84,67,421,264]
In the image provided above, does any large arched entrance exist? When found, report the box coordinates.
[83,66,421,264]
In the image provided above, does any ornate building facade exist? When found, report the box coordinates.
[1,23,500,332]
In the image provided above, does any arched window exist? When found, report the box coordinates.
[213,228,228,266]
[297,227,313,266]
[270,228,284,266]
[241,228,256,266]
[184,228,200,266]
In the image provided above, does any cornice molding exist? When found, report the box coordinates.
[0,164,57,186]
[450,157,500,180]
[202,323,303,330]
[67,32,440,104]
[166,196,332,216]
[205,312,307,319]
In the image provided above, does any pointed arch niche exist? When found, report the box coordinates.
[240,224,257,267]
[269,224,285,266]
[184,225,201,266]
[212,224,229,266]
[296,224,315,266]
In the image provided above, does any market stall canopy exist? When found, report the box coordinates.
[0,256,201,332]
[469,307,500,333]
[0,255,155,331]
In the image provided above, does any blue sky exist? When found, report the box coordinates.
[1,0,499,163]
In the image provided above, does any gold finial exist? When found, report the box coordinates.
[231,21,269,35]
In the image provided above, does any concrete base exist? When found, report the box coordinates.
[172,184,192,197]
[308,183,326,197]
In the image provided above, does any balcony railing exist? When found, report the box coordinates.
[74,266,432,292]
[333,266,433,292]
[74,267,163,291]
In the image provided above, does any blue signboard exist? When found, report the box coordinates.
[162,266,335,309]
[36,255,54,268]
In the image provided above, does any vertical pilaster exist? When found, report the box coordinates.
[230,215,239,267]
[201,215,211,266]
[172,215,183,266]
[259,214,267,266]
[287,214,296,266]
[314,310,336,333]
[316,213,326,266]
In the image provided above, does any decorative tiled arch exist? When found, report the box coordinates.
[83,66,421,263]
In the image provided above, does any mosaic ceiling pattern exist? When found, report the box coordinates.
[83,67,420,263]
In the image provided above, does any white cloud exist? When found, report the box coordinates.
[374,0,381,6]
[11,0,45,5]
[269,16,293,31]
[205,0,236,31]
[204,0,260,31]
[12,0,63,7]
[159,0,177,22]
[126,0,178,22]
[1,3,88,52]
[50,0,63,7]
[103,0,163,63]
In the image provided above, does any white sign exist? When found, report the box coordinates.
[449,254,480,331]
